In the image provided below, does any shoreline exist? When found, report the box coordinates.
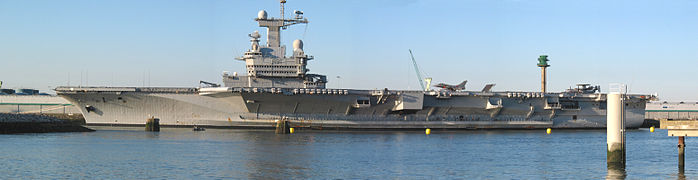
[0,113,94,134]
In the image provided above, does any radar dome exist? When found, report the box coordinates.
[250,30,261,38]
[257,10,268,19]
[293,39,304,50]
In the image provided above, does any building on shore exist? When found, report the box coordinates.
[646,101,698,120]
[0,94,81,115]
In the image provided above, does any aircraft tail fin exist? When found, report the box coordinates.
[481,84,495,92]
[457,80,467,89]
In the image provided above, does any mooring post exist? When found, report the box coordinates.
[145,117,160,132]
[679,136,686,172]
[607,92,625,168]
[275,118,290,134]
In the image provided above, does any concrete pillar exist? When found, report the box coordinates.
[275,118,290,134]
[607,93,625,167]
[145,117,160,132]
[679,136,685,172]
[606,165,627,179]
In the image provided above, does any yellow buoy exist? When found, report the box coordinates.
[290,127,295,134]
[546,128,551,134]
[650,126,654,132]
[425,128,431,135]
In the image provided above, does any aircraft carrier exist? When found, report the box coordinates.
[55,1,652,129]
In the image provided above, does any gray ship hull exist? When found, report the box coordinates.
[54,1,652,130]
[56,87,648,129]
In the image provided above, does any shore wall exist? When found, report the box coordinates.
[0,113,93,134]
[38,113,85,125]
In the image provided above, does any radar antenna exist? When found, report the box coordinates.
[280,0,286,29]
[255,0,308,48]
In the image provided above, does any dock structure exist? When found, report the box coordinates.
[646,101,698,120]
[659,119,698,173]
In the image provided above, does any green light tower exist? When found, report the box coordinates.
[537,55,550,93]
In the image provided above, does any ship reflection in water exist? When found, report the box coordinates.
[0,127,689,179]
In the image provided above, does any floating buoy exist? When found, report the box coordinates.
[425,128,431,135]
[546,128,551,134]
[650,126,655,132]
[290,127,295,134]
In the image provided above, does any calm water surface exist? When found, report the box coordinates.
[0,127,692,179]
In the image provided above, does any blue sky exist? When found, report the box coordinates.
[1,0,697,101]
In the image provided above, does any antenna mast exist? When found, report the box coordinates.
[280,0,286,29]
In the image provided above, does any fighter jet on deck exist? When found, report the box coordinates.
[434,80,467,91]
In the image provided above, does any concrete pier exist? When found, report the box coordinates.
[659,119,698,172]
[607,92,625,168]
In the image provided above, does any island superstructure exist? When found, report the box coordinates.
[56,1,652,129]
[222,6,326,89]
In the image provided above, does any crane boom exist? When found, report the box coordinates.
[409,49,425,90]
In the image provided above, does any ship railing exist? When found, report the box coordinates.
[249,113,553,123]
[136,87,197,93]
[435,91,452,99]
[233,88,353,95]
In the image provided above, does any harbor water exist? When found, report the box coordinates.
[0,127,692,179]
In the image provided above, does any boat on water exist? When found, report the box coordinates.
[55,1,652,129]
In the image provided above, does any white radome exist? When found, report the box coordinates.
[258,10,268,19]
[293,39,303,50]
